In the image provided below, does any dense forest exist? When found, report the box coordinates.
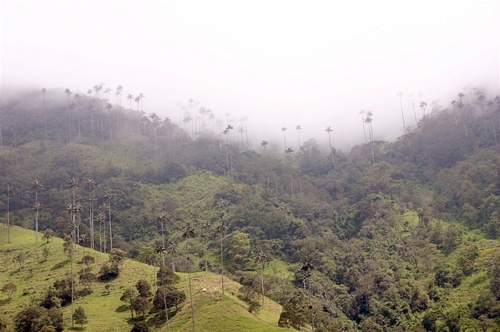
[0,86,499,331]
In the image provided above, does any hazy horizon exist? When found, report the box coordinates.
[1,0,499,151]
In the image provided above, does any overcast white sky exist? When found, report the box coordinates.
[1,0,499,150]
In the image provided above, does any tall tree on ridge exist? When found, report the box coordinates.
[360,110,367,144]
[182,223,197,332]
[4,185,13,243]
[32,180,43,249]
[127,94,134,110]
[325,126,335,169]
[255,251,267,309]
[104,190,115,250]
[296,125,302,150]
[281,127,288,152]
[397,91,406,135]
[157,212,168,266]
[365,111,375,164]
[86,179,95,249]
[409,93,418,127]
[65,88,72,106]
[217,221,227,296]
[419,101,427,117]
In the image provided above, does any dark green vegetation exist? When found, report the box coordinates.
[0,87,499,331]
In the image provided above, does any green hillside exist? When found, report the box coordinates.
[0,225,289,332]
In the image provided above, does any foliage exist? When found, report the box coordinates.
[73,306,87,327]
[1,282,17,300]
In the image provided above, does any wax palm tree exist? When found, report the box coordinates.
[217,222,227,296]
[4,185,13,243]
[104,190,115,250]
[255,251,267,308]
[281,127,288,152]
[155,244,171,332]
[300,260,315,332]
[360,110,367,144]
[167,242,178,272]
[409,94,418,127]
[157,212,168,266]
[67,220,78,329]
[325,126,335,169]
[32,202,42,249]
[32,180,43,248]
[260,140,268,152]
[116,85,123,106]
[397,91,406,135]
[127,94,134,110]
[65,88,72,106]
[138,93,145,111]
[295,125,302,150]
[419,101,427,117]
[149,113,161,156]
[201,221,211,271]
[134,96,141,111]
[95,214,105,262]
[155,244,167,286]
[365,112,375,164]
[86,179,95,249]
[182,224,197,332]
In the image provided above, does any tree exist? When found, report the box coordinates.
[64,88,72,106]
[4,185,13,243]
[397,91,406,135]
[104,190,115,250]
[296,125,302,150]
[217,222,227,296]
[157,212,168,266]
[43,229,54,243]
[419,101,427,117]
[360,110,367,143]
[86,179,96,250]
[281,127,288,152]
[131,321,149,332]
[182,223,196,332]
[132,296,151,319]
[127,94,134,110]
[32,180,43,249]
[121,288,138,319]
[73,306,87,328]
[1,282,17,300]
[260,140,268,152]
[136,280,152,298]
[255,251,267,308]
[325,126,335,169]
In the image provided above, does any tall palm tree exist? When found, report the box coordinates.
[255,251,267,309]
[127,94,134,110]
[260,140,268,152]
[157,212,168,266]
[138,93,145,111]
[365,112,375,164]
[409,94,418,127]
[68,220,77,329]
[86,179,95,249]
[397,91,406,135]
[419,101,427,117]
[281,127,288,152]
[149,113,161,157]
[182,224,197,332]
[295,125,302,150]
[300,260,315,332]
[217,222,227,296]
[167,242,178,272]
[32,180,43,248]
[4,185,13,243]
[95,213,105,263]
[155,244,167,285]
[104,190,115,250]
[155,244,171,332]
[65,88,72,106]
[116,85,123,107]
[360,110,367,144]
[201,221,211,271]
[32,202,42,249]
[325,126,335,169]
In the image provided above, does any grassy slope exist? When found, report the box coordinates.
[0,225,290,331]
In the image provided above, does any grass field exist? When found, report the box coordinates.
[0,225,291,331]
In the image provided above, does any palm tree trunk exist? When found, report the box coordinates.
[7,195,10,243]
[260,266,265,309]
[108,202,113,250]
[220,234,224,296]
[71,236,75,329]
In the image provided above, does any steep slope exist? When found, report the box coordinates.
[0,225,289,331]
